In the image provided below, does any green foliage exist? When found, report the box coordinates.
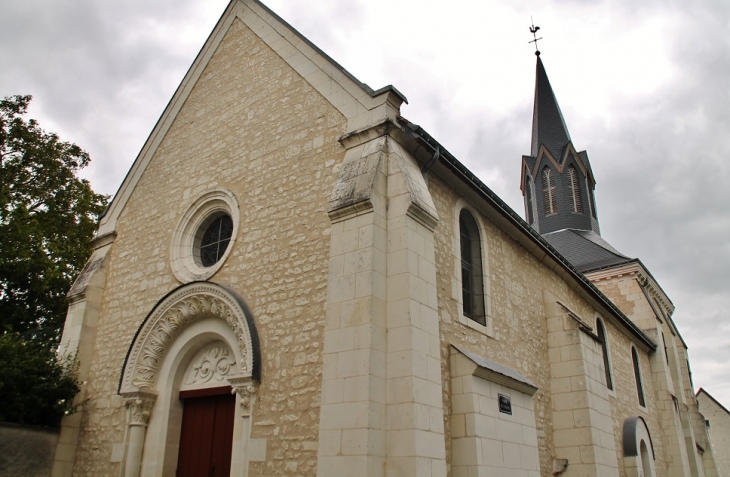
[0,332,81,426]
[0,95,108,343]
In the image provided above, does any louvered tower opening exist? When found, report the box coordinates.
[568,165,583,213]
[542,167,557,215]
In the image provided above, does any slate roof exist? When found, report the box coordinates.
[531,56,572,160]
[542,228,633,272]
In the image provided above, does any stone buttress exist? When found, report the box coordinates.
[318,118,446,477]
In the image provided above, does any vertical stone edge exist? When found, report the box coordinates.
[52,237,113,477]
[544,292,619,477]
[317,135,389,477]
[384,138,445,477]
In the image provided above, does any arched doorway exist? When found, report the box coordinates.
[118,282,260,477]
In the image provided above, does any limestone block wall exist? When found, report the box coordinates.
[450,350,540,477]
[427,174,634,476]
[599,317,667,477]
[317,138,389,476]
[67,17,347,476]
[690,403,719,477]
[544,297,619,476]
[698,392,730,477]
[591,274,656,332]
[588,269,713,477]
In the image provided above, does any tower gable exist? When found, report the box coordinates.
[521,141,599,234]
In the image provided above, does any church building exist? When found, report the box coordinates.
[52,1,720,476]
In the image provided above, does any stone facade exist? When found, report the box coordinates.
[53,1,721,476]
[698,389,730,477]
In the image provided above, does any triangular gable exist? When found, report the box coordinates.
[528,141,590,181]
[97,0,406,238]
[529,144,562,179]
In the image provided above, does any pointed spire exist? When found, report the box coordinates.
[531,56,571,160]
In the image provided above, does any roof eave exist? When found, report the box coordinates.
[395,118,656,351]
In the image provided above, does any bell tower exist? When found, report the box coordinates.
[520,53,600,235]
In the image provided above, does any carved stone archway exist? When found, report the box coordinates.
[118,282,261,477]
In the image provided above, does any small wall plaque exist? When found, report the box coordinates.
[498,394,512,415]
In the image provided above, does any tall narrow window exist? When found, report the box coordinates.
[662,332,669,365]
[525,177,535,224]
[632,347,646,407]
[568,165,583,213]
[596,319,613,390]
[459,210,486,326]
[542,167,557,215]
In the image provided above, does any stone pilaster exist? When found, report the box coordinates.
[317,132,390,477]
[545,293,619,476]
[52,237,113,477]
[383,139,445,477]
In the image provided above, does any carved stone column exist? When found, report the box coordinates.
[228,374,257,477]
[121,391,157,477]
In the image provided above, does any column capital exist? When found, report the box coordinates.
[121,391,157,426]
[228,374,258,417]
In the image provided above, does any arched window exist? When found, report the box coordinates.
[525,176,535,224]
[459,210,486,326]
[596,319,613,390]
[568,165,583,213]
[632,347,646,407]
[542,167,557,215]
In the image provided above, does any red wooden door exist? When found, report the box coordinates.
[177,390,236,477]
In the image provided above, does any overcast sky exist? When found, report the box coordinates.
[2,0,728,405]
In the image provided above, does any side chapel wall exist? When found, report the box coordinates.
[427,174,664,477]
[68,17,347,476]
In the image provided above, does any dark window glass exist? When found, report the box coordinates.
[596,319,613,390]
[199,215,233,267]
[662,332,669,365]
[459,210,486,326]
[632,347,646,407]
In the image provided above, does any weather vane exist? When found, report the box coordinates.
[529,18,542,56]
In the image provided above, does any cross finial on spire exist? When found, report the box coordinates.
[529,18,542,56]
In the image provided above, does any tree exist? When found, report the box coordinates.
[0,95,108,343]
[0,332,80,426]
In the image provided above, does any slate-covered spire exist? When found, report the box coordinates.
[521,54,601,237]
[531,56,571,160]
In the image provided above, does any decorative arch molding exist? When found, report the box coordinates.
[623,416,656,477]
[119,281,261,395]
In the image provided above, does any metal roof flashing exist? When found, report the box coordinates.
[452,345,539,396]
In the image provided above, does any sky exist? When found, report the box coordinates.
[1,0,728,405]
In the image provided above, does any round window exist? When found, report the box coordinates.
[170,189,239,283]
[197,214,234,267]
